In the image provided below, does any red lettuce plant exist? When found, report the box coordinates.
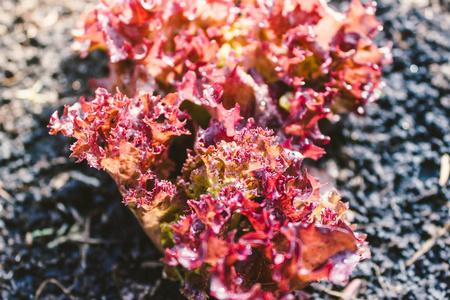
[166,125,369,299]
[50,0,391,298]
[71,0,391,158]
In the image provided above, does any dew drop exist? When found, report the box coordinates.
[186,13,196,21]
[274,254,284,265]
[366,6,375,15]
[374,88,382,99]
[357,106,364,115]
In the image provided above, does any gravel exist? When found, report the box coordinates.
[0,0,449,299]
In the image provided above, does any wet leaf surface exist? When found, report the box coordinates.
[0,0,449,299]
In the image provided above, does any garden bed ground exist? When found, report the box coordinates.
[0,0,449,299]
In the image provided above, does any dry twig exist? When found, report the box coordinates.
[439,153,450,187]
[315,284,350,299]
[47,234,119,248]
[34,278,74,300]
[373,263,391,299]
[406,220,450,266]
[342,279,363,299]
[0,186,13,204]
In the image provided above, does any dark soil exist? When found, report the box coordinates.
[0,0,449,299]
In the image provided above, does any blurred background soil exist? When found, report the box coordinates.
[0,0,449,299]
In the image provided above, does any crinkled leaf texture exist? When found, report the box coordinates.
[166,126,369,299]
[49,88,190,250]
[49,87,369,299]
[71,0,391,159]
[49,0,388,298]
